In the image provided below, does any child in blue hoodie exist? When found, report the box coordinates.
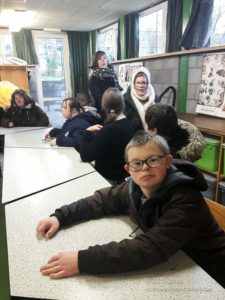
[45,98,100,151]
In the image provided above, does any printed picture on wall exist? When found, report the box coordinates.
[118,62,143,93]
[196,53,225,118]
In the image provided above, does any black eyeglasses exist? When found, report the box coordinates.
[127,155,165,172]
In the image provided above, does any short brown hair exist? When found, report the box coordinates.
[124,131,170,162]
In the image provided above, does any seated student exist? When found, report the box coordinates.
[45,98,100,151]
[36,132,225,288]
[76,92,102,121]
[76,92,89,107]
[79,87,136,184]
[1,89,49,128]
[145,103,205,162]
[124,67,156,131]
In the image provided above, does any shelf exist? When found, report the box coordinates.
[178,113,225,202]
[0,65,29,91]
[177,113,225,136]
[197,167,218,177]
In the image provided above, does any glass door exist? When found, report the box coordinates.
[32,31,71,127]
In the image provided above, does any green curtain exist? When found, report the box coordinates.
[180,0,214,49]
[12,29,39,64]
[87,31,96,65]
[67,31,89,97]
[166,0,183,52]
[117,12,139,60]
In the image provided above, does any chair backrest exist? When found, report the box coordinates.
[205,198,225,232]
[156,86,176,107]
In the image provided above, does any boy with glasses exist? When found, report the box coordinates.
[36,132,225,287]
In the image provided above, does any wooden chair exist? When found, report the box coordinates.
[205,198,225,232]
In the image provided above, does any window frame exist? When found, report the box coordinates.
[139,1,168,56]
[209,0,225,47]
[0,29,14,61]
[32,30,71,108]
[96,22,118,62]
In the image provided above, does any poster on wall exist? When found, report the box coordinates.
[196,53,225,118]
[118,62,143,93]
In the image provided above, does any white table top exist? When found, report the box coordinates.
[0,126,46,135]
[4,127,73,149]
[5,172,225,300]
[2,147,95,203]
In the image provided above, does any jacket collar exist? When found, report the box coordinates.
[127,159,207,212]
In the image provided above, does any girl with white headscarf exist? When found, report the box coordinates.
[124,67,156,131]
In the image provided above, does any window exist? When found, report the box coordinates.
[97,23,118,62]
[0,30,13,62]
[139,2,167,56]
[209,0,225,47]
[32,31,71,127]
[33,31,71,103]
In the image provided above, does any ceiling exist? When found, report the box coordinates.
[0,0,162,31]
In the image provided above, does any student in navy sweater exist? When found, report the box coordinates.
[80,88,136,184]
[45,98,100,151]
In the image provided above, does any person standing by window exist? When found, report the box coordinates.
[89,51,122,119]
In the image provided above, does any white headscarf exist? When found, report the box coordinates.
[130,67,155,131]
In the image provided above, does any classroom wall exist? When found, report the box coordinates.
[187,54,203,113]
[114,52,206,114]
[144,57,179,106]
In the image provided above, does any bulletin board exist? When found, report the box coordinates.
[196,53,225,118]
[118,62,143,93]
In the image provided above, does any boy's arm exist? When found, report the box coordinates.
[52,182,130,227]
[78,188,206,274]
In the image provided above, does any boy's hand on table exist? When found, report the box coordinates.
[36,216,60,238]
[40,252,79,279]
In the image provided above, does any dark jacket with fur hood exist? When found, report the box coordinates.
[1,100,49,127]
[52,160,225,288]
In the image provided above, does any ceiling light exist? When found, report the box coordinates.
[43,28,61,32]
[0,9,35,32]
